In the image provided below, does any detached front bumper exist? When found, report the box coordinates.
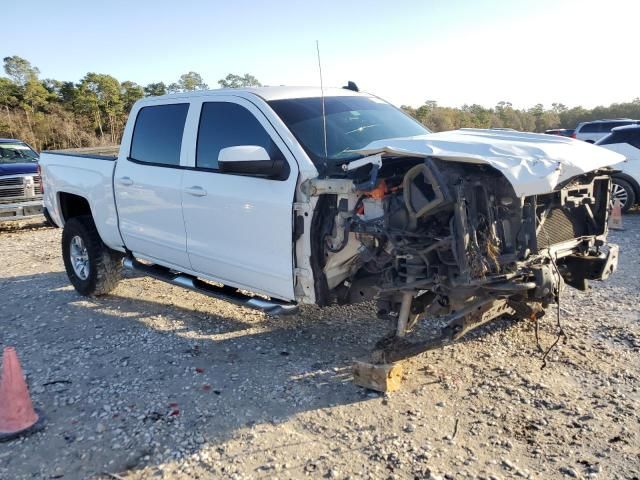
[0,199,44,221]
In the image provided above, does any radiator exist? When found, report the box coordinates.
[537,207,586,247]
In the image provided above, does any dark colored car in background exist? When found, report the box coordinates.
[0,139,44,221]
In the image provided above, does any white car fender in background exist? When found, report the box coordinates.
[598,142,640,179]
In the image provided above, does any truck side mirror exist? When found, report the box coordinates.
[218,145,289,180]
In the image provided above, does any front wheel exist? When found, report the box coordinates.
[61,215,123,296]
[611,178,636,213]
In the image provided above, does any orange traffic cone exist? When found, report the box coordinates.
[609,199,624,231]
[0,347,43,442]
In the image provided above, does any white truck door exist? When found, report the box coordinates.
[181,97,299,300]
[114,102,191,269]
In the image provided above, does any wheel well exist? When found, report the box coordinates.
[612,173,640,197]
[58,192,92,222]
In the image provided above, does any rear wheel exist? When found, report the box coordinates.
[61,215,123,296]
[611,178,636,213]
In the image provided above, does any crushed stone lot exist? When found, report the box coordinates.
[0,217,639,480]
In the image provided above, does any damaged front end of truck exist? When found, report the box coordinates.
[300,131,621,366]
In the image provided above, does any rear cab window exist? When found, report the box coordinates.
[130,104,189,166]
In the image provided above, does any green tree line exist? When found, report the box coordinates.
[1,55,639,151]
[401,99,640,133]
[0,56,261,151]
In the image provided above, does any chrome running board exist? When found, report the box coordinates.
[123,257,298,316]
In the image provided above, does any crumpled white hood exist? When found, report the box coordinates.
[355,128,625,197]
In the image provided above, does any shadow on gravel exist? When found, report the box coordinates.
[0,270,557,478]
[1,271,383,477]
[0,219,53,233]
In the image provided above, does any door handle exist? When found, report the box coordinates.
[184,186,207,197]
[118,176,133,186]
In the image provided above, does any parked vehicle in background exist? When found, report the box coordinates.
[574,119,640,143]
[545,128,575,138]
[596,124,640,212]
[0,139,43,221]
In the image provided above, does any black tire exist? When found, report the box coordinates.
[611,178,636,213]
[61,215,123,296]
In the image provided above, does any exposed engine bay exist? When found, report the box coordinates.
[302,155,619,362]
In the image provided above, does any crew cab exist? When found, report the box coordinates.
[0,139,43,221]
[40,87,623,362]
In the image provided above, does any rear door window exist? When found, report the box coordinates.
[196,102,283,170]
[130,104,189,166]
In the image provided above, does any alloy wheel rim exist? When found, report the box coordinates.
[70,235,90,280]
[611,183,628,207]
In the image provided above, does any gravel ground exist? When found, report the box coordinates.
[0,216,638,480]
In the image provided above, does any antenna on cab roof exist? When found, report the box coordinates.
[316,40,329,162]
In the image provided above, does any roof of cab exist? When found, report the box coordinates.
[148,86,368,102]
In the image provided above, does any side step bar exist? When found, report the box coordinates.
[123,257,299,316]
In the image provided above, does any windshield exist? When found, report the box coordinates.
[269,96,430,167]
[0,143,39,164]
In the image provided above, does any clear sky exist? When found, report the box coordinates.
[3,0,639,109]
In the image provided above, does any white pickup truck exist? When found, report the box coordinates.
[40,87,623,363]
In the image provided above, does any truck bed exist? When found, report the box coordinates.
[39,149,122,249]
[43,145,119,160]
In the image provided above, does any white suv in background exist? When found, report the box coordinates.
[596,124,640,211]
[575,119,640,143]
